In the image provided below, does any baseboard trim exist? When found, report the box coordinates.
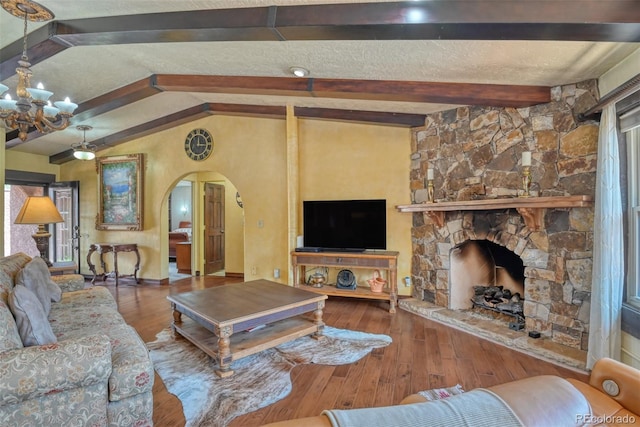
[226,272,244,278]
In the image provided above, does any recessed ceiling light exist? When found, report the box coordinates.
[289,67,309,77]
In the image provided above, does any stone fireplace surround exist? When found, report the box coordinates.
[405,80,599,359]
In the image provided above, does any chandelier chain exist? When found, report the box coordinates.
[22,10,28,60]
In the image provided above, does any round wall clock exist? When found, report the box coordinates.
[184,128,213,161]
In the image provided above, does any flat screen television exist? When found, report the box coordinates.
[302,199,386,252]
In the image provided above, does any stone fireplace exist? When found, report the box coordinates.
[407,80,598,352]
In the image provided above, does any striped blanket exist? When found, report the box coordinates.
[323,389,524,427]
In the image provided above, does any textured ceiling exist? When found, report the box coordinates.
[1,1,639,160]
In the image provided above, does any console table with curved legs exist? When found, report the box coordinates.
[87,243,141,286]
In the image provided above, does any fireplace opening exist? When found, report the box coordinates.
[449,240,525,328]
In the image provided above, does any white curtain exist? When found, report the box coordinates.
[587,104,624,369]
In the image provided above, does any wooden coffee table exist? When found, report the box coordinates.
[167,279,327,377]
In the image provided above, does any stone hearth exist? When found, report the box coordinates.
[400,298,587,371]
[408,80,598,358]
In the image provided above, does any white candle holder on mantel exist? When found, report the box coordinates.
[426,168,435,203]
[520,152,532,198]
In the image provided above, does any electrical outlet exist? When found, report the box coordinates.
[251,266,258,275]
[404,276,411,287]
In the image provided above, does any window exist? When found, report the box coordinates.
[50,186,75,262]
[626,126,640,309]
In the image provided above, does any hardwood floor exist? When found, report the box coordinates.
[106,276,588,426]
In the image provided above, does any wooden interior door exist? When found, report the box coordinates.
[204,183,225,274]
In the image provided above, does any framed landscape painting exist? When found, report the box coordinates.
[96,153,144,230]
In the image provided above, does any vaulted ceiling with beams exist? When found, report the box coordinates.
[1,0,639,164]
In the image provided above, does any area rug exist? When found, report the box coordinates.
[147,326,392,427]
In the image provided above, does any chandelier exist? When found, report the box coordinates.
[0,0,77,141]
[72,125,96,160]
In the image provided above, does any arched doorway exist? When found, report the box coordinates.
[165,172,244,282]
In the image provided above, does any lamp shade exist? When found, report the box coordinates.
[14,196,64,225]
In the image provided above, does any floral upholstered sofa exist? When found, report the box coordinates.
[0,253,154,426]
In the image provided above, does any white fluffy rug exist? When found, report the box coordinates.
[147,326,392,427]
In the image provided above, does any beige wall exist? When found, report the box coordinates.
[0,115,411,288]
[1,113,411,296]
[60,115,287,281]
[298,119,413,295]
[54,113,413,287]
[6,150,60,177]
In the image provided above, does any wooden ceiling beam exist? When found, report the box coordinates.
[294,107,425,128]
[47,1,640,48]
[154,75,550,107]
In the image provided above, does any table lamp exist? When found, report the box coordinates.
[14,196,64,266]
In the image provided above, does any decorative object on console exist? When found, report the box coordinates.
[306,268,327,287]
[0,0,78,141]
[72,125,96,160]
[520,151,532,197]
[14,196,64,266]
[96,153,144,231]
[367,269,387,293]
[336,269,356,290]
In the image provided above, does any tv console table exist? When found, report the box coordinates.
[291,250,399,313]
